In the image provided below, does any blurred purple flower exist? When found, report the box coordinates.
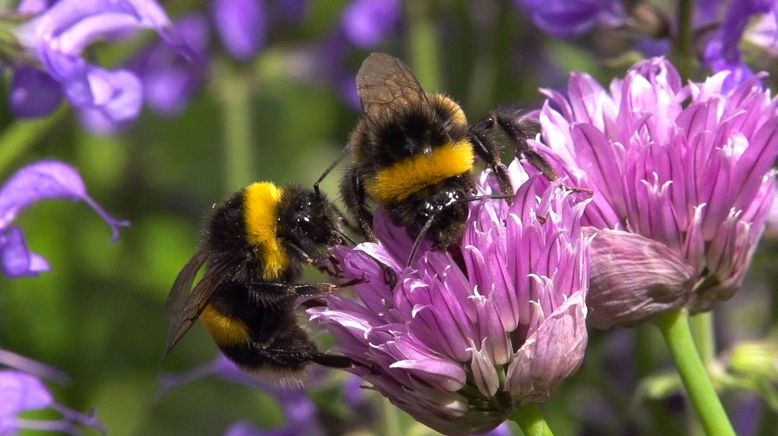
[160,356,324,436]
[703,0,777,88]
[744,13,778,56]
[273,0,307,23]
[481,422,512,436]
[0,160,129,278]
[532,57,778,328]
[309,163,590,434]
[341,0,401,48]
[212,0,266,60]
[0,369,104,434]
[9,67,64,118]
[133,14,210,116]
[12,0,194,122]
[513,0,627,38]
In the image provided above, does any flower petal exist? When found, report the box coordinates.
[0,370,52,419]
[9,67,63,118]
[585,228,695,329]
[0,227,50,278]
[0,160,129,241]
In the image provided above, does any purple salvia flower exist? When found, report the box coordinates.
[0,349,68,385]
[12,0,194,122]
[531,57,778,328]
[160,356,325,436]
[513,0,627,38]
[309,162,590,435]
[212,0,266,60]
[9,67,64,118]
[744,13,778,57]
[703,0,777,88]
[341,0,401,48]
[0,370,105,434]
[133,14,210,116]
[0,160,129,278]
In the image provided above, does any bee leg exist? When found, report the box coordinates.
[340,166,377,242]
[490,106,559,182]
[311,353,380,374]
[247,280,364,305]
[310,352,357,369]
[469,115,515,202]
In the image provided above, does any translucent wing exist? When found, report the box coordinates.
[356,52,428,121]
[163,250,229,355]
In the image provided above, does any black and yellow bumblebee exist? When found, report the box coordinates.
[329,52,554,263]
[164,182,359,373]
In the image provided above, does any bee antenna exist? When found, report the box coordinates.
[335,228,356,245]
[458,193,513,203]
[406,194,510,267]
[315,143,352,195]
[407,215,436,267]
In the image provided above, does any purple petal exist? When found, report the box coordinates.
[14,0,195,121]
[506,291,587,403]
[342,0,401,48]
[0,160,129,241]
[35,46,143,122]
[9,67,64,118]
[212,0,266,60]
[585,228,695,329]
[134,14,210,115]
[0,349,69,385]
[17,0,54,14]
[0,226,50,277]
[514,0,626,37]
[0,370,52,419]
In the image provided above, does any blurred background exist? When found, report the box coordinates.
[1,0,777,435]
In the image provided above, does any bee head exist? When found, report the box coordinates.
[278,187,348,258]
[420,187,470,249]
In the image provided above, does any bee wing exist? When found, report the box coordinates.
[356,52,428,121]
[163,250,228,355]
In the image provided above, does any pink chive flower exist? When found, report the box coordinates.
[309,162,590,435]
[530,57,778,328]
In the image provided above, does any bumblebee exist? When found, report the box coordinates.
[335,53,550,263]
[164,182,358,373]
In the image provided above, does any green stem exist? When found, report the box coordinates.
[406,0,441,91]
[655,309,734,436]
[670,0,696,79]
[635,327,680,435]
[381,397,401,436]
[690,312,715,365]
[689,312,716,436]
[214,61,254,194]
[0,105,70,176]
[510,404,554,436]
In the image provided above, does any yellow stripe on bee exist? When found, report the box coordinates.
[431,94,468,127]
[243,182,289,280]
[201,304,249,345]
[366,139,475,203]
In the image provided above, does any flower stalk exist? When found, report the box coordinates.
[215,61,254,193]
[655,309,735,436]
[406,0,440,91]
[510,404,554,436]
[671,0,696,79]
